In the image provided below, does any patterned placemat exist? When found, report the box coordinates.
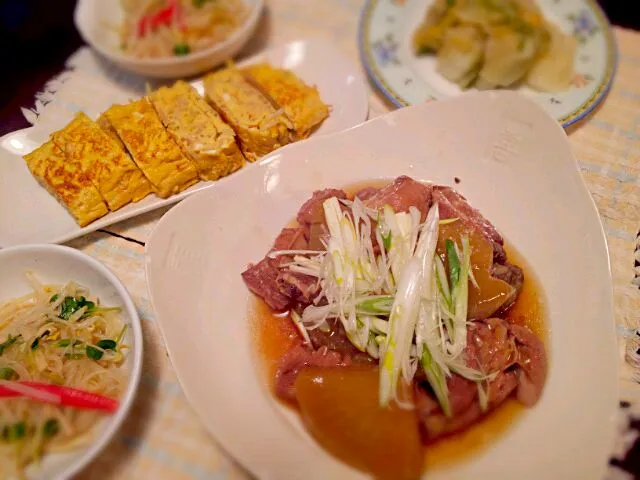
[634,231,640,289]
[13,1,640,476]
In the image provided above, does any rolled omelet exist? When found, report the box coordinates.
[203,68,292,162]
[97,113,126,151]
[103,99,199,198]
[243,63,329,139]
[23,141,108,227]
[148,81,245,181]
[51,112,153,211]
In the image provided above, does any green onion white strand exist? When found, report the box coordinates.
[272,196,493,414]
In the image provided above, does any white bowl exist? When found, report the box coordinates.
[74,0,264,78]
[0,244,143,480]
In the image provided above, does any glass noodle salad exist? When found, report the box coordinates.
[270,196,495,414]
[119,0,248,58]
[0,273,127,478]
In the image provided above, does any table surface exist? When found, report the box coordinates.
[2,0,640,479]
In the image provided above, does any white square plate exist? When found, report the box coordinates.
[0,39,369,247]
[146,91,617,480]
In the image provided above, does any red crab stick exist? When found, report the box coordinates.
[137,0,185,37]
[0,381,119,413]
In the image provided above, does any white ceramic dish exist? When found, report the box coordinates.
[74,0,264,78]
[359,0,616,127]
[0,244,142,480]
[0,39,369,248]
[145,91,618,479]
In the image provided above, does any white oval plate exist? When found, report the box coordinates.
[146,91,617,480]
[74,0,264,79]
[0,39,369,248]
[358,0,616,127]
[0,244,143,480]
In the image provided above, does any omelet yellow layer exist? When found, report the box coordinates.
[23,141,108,227]
[243,63,329,139]
[104,100,199,198]
[204,68,291,162]
[149,81,245,181]
[97,113,126,151]
[52,112,153,211]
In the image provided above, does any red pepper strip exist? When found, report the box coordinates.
[173,0,186,32]
[137,0,179,38]
[0,382,119,413]
[137,16,150,38]
[150,7,174,30]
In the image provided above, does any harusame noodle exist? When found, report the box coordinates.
[120,0,248,59]
[0,272,127,479]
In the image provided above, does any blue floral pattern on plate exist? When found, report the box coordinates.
[569,9,600,43]
[372,34,400,66]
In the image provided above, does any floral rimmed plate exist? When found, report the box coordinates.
[358,0,617,127]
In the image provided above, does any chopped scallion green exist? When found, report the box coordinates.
[59,296,96,320]
[116,324,128,345]
[31,330,50,350]
[357,296,394,314]
[0,367,17,380]
[445,239,460,288]
[382,231,392,251]
[43,419,60,438]
[173,43,190,56]
[0,335,20,356]
[86,346,104,361]
[96,339,117,351]
[2,422,26,442]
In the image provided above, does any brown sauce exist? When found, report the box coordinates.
[248,182,548,473]
[424,243,547,470]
